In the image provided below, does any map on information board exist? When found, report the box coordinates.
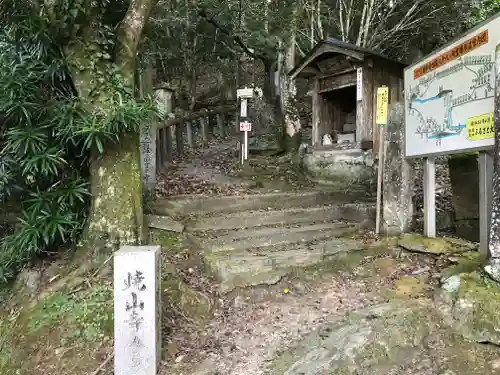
[404,13,500,158]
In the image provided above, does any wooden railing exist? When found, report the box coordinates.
[155,104,238,172]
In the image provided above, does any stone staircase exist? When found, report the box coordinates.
[148,190,376,292]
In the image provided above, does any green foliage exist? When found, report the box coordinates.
[26,283,113,345]
[0,5,158,284]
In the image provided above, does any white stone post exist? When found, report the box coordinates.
[114,245,162,375]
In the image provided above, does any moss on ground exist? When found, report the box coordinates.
[0,281,113,375]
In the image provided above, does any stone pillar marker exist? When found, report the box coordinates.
[139,123,157,190]
[114,245,162,375]
[382,102,414,234]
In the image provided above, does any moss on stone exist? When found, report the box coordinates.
[161,263,212,326]
[398,234,473,255]
[436,271,500,345]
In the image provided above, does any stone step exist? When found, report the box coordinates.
[151,190,372,217]
[203,237,366,292]
[185,204,375,232]
[196,222,360,253]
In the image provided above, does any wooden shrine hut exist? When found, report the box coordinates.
[289,38,407,150]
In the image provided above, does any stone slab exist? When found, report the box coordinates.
[185,204,375,232]
[114,246,161,375]
[198,223,360,253]
[205,237,366,292]
[151,190,373,217]
[146,215,185,233]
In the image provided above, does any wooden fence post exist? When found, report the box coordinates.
[175,121,184,156]
[164,126,173,162]
[186,121,194,148]
[217,113,225,137]
[200,116,209,147]
[156,128,164,169]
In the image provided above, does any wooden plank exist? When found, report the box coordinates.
[163,104,237,128]
[356,64,373,144]
[316,56,353,75]
[319,72,356,93]
[312,78,321,146]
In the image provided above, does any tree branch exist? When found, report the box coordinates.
[197,8,271,62]
[115,0,158,82]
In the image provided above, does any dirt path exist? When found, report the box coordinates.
[161,247,442,375]
[155,135,312,198]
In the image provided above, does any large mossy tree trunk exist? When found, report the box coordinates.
[66,0,157,259]
[84,132,145,254]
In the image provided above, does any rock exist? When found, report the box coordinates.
[301,148,376,192]
[398,234,474,255]
[146,214,184,233]
[248,133,281,154]
[270,301,498,374]
[162,264,213,326]
[435,271,500,345]
[13,268,42,297]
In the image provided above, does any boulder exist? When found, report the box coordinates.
[162,264,213,326]
[434,271,500,345]
[269,301,499,374]
[301,148,376,192]
[398,234,476,255]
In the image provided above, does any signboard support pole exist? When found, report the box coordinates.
[375,125,385,235]
[423,157,436,237]
[375,86,389,235]
[244,130,249,160]
[479,151,493,258]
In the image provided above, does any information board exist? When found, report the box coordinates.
[403,13,500,158]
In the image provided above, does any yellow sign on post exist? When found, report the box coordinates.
[376,87,389,126]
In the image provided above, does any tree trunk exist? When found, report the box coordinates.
[279,26,302,153]
[485,45,500,281]
[83,132,145,256]
[69,59,145,259]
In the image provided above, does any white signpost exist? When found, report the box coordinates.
[114,245,161,375]
[403,13,500,256]
[356,68,363,101]
[237,87,254,163]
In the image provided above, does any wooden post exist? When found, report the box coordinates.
[200,116,209,147]
[186,121,194,148]
[375,126,385,234]
[156,128,163,169]
[312,78,320,147]
[375,86,389,235]
[175,121,184,156]
[217,113,226,137]
[164,126,173,162]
